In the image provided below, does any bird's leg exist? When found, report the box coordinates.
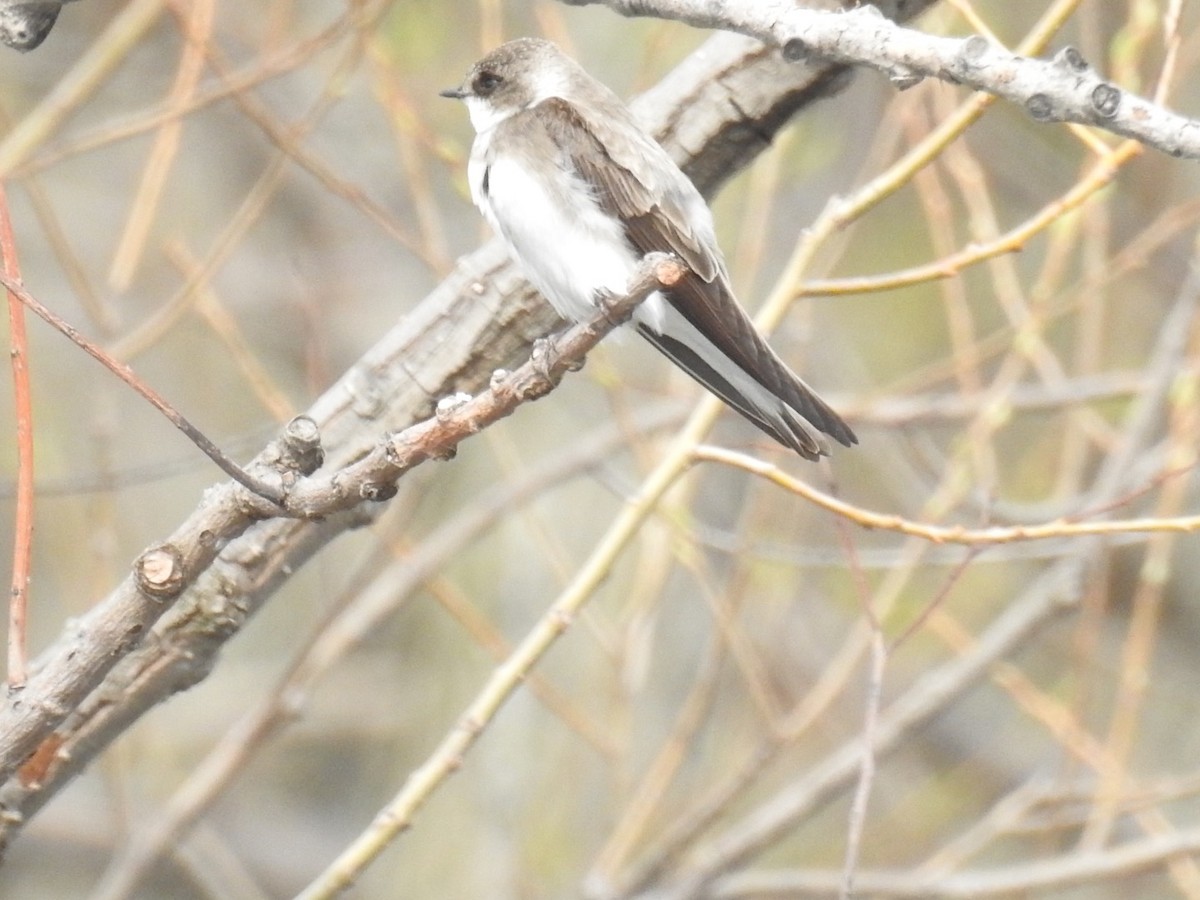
[592,288,628,332]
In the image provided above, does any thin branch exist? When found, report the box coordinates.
[0,181,33,688]
[0,272,287,505]
[689,447,1200,544]
[708,828,1200,897]
[841,631,887,900]
[288,256,686,900]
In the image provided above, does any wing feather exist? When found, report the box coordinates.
[525,98,856,450]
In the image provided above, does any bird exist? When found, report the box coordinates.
[441,37,855,460]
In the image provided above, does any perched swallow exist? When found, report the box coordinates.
[442,38,855,459]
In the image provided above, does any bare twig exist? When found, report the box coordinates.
[691,446,1200,544]
[0,182,33,688]
[0,272,287,504]
[841,630,886,900]
[657,553,1089,898]
[705,827,1200,897]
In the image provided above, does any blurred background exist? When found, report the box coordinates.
[2,1,1200,897]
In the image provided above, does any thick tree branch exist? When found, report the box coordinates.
[0,1,62,52]
[567,0,1200,160]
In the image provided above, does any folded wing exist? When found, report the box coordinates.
[528,97,857,458]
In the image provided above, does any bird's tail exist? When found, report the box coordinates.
[635,313,855,461]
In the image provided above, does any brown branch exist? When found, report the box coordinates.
[0,272,288,505]
[262,254,686,520]
[693,444,1200,544]
[0,181,33,688]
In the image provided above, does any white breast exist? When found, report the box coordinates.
[472,147,645,324]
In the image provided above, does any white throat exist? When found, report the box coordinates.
[465,96,511,134]
[465,64,573,135]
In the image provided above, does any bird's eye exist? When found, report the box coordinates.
[474,71,503,95]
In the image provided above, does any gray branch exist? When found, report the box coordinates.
[566,0,1200,160]
[706,828,1200,897]
[0,0,74,51]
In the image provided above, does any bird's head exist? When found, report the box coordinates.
[440,38,577,133]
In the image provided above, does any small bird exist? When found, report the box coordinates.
[441,38,856,460]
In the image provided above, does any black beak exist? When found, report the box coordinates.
[439,87,466,100]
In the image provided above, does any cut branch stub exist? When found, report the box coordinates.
[133,545,186,601]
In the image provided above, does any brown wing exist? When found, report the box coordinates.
[528,98,856,449]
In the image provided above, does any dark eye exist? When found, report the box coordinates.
[474,71,503,96]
